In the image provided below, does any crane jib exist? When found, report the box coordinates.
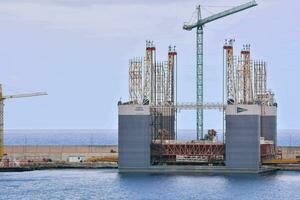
[3,92,48,100]
[183,0,257,30]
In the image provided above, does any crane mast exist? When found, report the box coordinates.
[196,6,204,140]
[183,1,257,140]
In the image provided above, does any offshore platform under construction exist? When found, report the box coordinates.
[118,1,278,173]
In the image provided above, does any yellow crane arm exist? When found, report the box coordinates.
[2,92,48,100]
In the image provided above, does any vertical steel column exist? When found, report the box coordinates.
[0,84,3,159]
[144,41,152,104]
[222,45,225,144]
[0,101,3,159]
[175,49,178,140]
[196,5,204,140]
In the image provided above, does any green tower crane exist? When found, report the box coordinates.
[183,1,258,140]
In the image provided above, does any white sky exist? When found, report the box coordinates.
[0,0,298,130]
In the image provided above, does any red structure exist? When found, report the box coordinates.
[151,142,225,164]
[261,143,276,160]
[151,141,275,164]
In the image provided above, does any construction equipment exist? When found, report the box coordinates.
[0,84,47,159]
[183,1,257,140]
[85,156,118,163]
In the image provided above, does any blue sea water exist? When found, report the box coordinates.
[0,169,300,200]
[3,129,300,146]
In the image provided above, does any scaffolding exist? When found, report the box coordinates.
[151,106,175,140]
[128,42,178,139]
[129,57,143,104]
[223,41,273,105]
[155,62,165,105]
[235,56,243,104]
[128,41,177,107]
[254,60,267,103]
[165,46,177,105]
[224,39,236,103]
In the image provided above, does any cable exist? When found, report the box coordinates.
[202,7,215,15]
[187,10,197,24]
[201,5,235,8]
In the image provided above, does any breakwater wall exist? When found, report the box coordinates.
[3,145,300,162]
[4,145,118,161]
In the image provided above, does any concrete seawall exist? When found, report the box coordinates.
[278,146,300,159]
[4,145,118,161]
[3,145,300,162]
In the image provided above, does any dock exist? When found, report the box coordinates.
[0,145,299,172]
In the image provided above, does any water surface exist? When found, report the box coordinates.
[0,170,299,200]
[4,129,300,146]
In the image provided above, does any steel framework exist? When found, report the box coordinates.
[129,58,143,104]
[151,142,225,162]
[166,46,177,105]
[151,102,224,111]
[223,42,274,106]
[254,60,267,103]
[224,39,236,102]
[129,42,178,139]
[155,62,165,105]
[151,142,275,164]
[196,7,204,141]
[261,143,276,160]
[241,45,253,104]
[144,41,156,105]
